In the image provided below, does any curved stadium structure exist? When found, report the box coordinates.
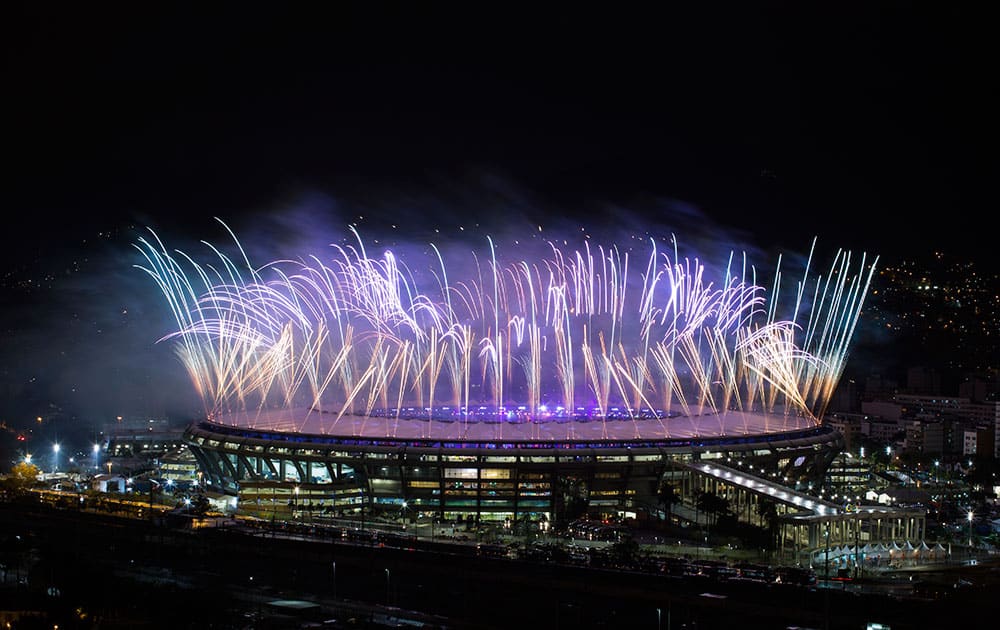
[184,408,845,524]
[138,221,876,524]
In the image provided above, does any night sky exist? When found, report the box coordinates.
[1,5,995,447]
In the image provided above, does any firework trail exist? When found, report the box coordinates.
[135,220,878,439]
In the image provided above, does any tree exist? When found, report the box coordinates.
[4,461,41,492]
[695,490,730,524]
[609,537,640,568]
[756,498,780,551]
[657,482,681,521]
[192,493,211,515]
[563,496,588,523]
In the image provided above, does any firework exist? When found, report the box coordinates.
[135,220,878,440]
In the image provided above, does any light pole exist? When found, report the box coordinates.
[332,561,337,601]
[384,568,390,605]
[967,510,974,548]
[853,517,860,579]
[52,443,60,473]
[93,443,100,471]
[824,524,831,580]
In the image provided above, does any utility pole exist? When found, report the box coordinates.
[824,524,830,581]
[854,517,860,579]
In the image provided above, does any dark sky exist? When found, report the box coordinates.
[0,4,995,436]
[4,4,995,260]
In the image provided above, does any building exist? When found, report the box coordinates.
[995,402,1000,460]
[860,400,903,423]
[893,394,996,424]
[91,474,126,493]
[824,414,864,451]
[158,446,200,484]
[963,425,996,459]
[906,367,942,395]
[183,408,846,525]
[183,407,934,567]
[904,419,944,456]
[862,417,903,444]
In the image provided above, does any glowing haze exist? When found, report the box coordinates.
[135,218,878,440]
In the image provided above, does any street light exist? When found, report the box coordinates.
[52,443,60,473]
[968,510,974,547]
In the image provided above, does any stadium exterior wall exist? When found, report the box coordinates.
[182,419,845,526]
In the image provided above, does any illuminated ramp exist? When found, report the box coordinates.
[685,461,926,563]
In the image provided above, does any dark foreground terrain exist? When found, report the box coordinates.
[1,499,997,629]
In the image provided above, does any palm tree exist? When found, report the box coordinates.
[756,498,780,551]
[657,482,681,521]
[696,490,729,525]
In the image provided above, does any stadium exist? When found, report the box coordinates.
[138,221,876,527]
[183,407,845,526]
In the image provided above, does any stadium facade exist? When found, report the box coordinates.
[183,408,845,525]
